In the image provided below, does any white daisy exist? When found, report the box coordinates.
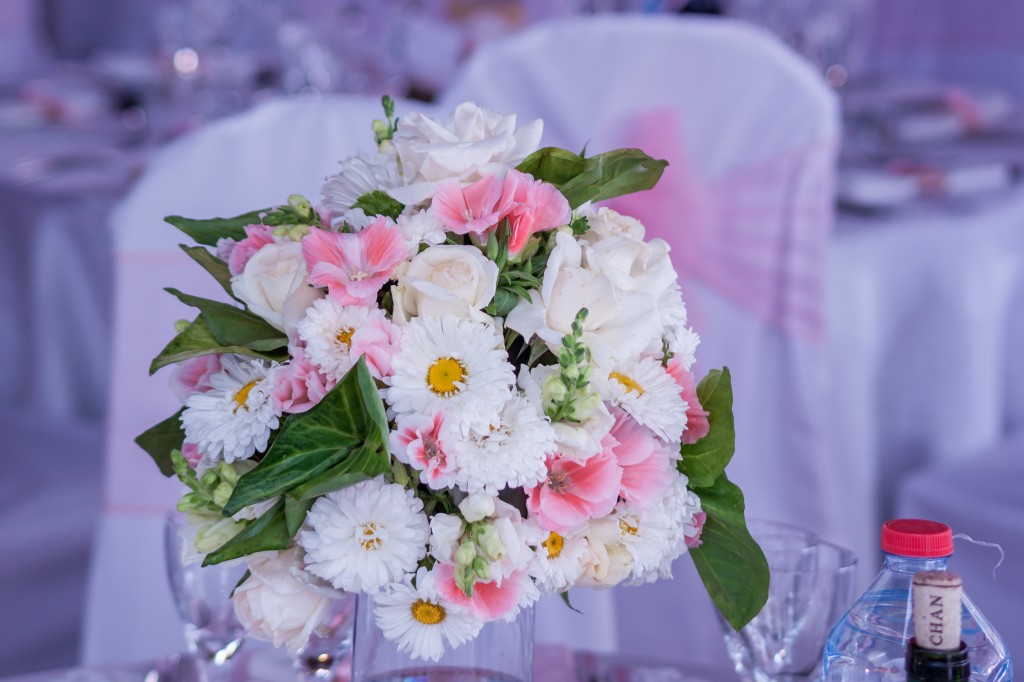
[386,314,515,434]
[592,356,687,442]
[373,567,484,662]
[642,471,704,581]
[181,355,281,464]
[298,300,375,381]
[526,523,588,593]
[299,477,429,593]
[607,502,676,582]
[321,152,402,215]
[450,394,556,494]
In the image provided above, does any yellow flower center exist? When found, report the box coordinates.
[233,380,258,412]
[609,371,645,396]
[359,522,382,551]
[426,357,466,396]
[619,515,641,537]
[336,327,354,348]
[410,599,446,625]
[542,531,565,559]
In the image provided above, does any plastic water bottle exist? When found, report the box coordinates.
[822,519,1012,681]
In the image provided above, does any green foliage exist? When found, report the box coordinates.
[222,357,391,516]
[179,245,236,299]
[165,210,268,246]
[164,288,287,351]
[679,368,737,488]
[373,95,399,146]
[134,410,185,476]
[352,190,405,220]
[516,147,668,209]
[203,499,292,566]
[149,316,286,374]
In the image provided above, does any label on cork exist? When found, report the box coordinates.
[913,570,963,651]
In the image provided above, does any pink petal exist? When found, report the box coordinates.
[435,565,523,621]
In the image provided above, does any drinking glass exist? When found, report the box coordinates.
[294,591,357,681]
[718,520,857,681]
[164,512,248,682]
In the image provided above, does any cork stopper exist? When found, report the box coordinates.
[912,570,963,651]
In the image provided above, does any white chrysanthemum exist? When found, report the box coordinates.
[298,300,374,381]
[608,502,676,582]
[592,356,687,442]
[640,471,704,581]
[373,567,484,662]
[396,210,446,257]
[299,477,429,593]
[321,152,401,215]
[386,315,515,433]
[527,524,588,593]
[450,394,555,494]
[181,355,281,464]
[658,284,699,369]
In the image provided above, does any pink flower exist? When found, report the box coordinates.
[666,359,710,445]
[685,511,707,548]
[604,412,673,509]
[272,348,335,414]
[431,172,517,236]
[389,412,456,488]
[435,564,531,621]
[168,355,221,402]
[350,312,402,379]
[526,452,622,532]
[226,224,277,276]
[506,171,571,255]
[181,441,203,469]
[302,218,406,306]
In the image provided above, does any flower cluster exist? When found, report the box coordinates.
[149,99,730,662]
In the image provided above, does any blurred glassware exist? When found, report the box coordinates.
[293,592,357,682]
[723,0,874,88]
[164,512,248,682]
[717,520,857,682]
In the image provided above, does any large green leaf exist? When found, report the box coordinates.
[203,499,291,566]
[517,147,588,186]
[292,461,374,501]
[165,288,287,351]
[222,358,391,516]
[352,190,405,220]
[134,409,185,476]
[558,148,668,208]
[679,367,736,488]
[165,210,269,246]
[284,496,315,537]
[690,473,769,631]
[149,316,286,374]
[180,245,236,299]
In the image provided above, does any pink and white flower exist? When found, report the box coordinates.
[666,358,710,445]
[390,411,457,489]
[302,218,406,306]
[168,355,221,403]
[434,564,539,622]
[604,412,673,508]
[526,452,622,532]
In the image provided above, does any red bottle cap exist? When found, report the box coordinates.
[881,519,953,558]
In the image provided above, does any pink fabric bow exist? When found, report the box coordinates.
[604,109,835,342]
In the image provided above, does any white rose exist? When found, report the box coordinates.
[392,245,498,324]
[506,230,662,369]
[231,241,308,332]
[581,206,646,242]
[582,234,677,303]
[280,277,326,345]
[388,102,543,205]
[576,518,635,589]
[458,493,496,523]
[232,547,335,654]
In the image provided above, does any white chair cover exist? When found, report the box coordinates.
[439,15,840,667]
[81,95,429,665]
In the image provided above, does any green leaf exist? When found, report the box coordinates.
[165,210,269,246]
[134,410,185,476]
[292,462,374,501]
[164,288,287,351]
[352,190,405,220]
[149,316,286,374]
[487,287,521,317]
[689,473,769,631]
[203,500,290,566]
[180,245,236,299]
[222,358,391,515]
[559,590,583,614]
[558,148,668,209]
[284,496,315,537]
[517,147,588,185]
[678,367,736,488]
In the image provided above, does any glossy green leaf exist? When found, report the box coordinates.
[222,358,391,516]
[134,409,185,476]
[164,288,287,351]
[558,148,668,208]
[148,316,285,374]
[292,464,373,501]
[284,496,315,537]
[165,210,268,246]
[203,500,290,566]
[517,147,588,186]
[679,367,736,488]
[689,473,769,631]
[352,190,405,220]
[180,245,236,299]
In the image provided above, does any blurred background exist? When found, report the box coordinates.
[2,0,1023,677]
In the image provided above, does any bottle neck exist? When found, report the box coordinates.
[883,552,950,574]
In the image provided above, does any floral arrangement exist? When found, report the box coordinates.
[138,98,768,662]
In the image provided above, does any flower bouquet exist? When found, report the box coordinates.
[138,97,768,665]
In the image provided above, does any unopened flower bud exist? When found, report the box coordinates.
[562,364,580,382]
[212,482,233,508]
[454,541,477,567]
[371,119,389,136]
[453,565,473,597]
[194,518,244,554]
[200,470,219,489]
[174,319,191,334]
[287,194,314,218]
[541,374,569,405]
[568,391,601,422]
[458,493,496,523]
[288,224,310,241]
[176,492,203,512]
[472,556,490,581]
[475,525,505,562]
[218,461,240,485]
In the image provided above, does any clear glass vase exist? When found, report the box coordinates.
[350,596,535,682]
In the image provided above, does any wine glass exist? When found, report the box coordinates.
[293,591,357,681]
[164,512,248,682]
[718,520,857,681]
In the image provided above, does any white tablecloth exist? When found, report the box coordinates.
[828,189,1024,581]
